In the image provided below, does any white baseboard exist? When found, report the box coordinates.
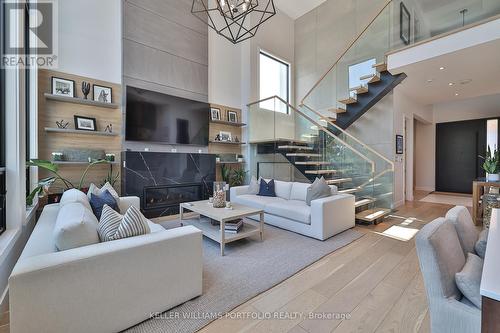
[415,186,435,192]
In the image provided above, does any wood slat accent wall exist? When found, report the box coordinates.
[208,104,243,155]
[38,69,122,193]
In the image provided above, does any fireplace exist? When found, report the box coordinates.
[121,151,216,218]
[143,183,202,211]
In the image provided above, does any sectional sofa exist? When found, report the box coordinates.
[9,195,203,333]
[230,180,355,240]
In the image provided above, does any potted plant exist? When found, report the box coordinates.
[26,159,110,206]
[479,145,500,181]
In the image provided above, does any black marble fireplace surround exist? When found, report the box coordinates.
[121,152,216,218]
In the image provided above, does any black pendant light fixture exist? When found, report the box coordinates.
[192,0,276,44]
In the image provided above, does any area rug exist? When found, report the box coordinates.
[420,193,472,207]
[125,221,363,333]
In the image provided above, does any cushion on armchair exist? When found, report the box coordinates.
[98,204,151,242]
[59,189,92,211]
[446,206,478,255]
[455,253,484,309]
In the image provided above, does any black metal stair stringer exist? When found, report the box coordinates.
[331,71,407,132]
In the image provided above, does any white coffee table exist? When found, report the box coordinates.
[180,200,264,256]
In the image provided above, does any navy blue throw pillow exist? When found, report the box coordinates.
[258,179,276,197]
[90,190,120,219]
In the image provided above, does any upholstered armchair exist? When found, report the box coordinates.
[416,217,481,333]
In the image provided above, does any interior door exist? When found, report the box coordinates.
[436,119,486,194]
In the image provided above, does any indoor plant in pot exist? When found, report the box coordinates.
[480,145,500,181]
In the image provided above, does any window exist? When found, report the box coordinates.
[348,58,376,90]
[259,51,290,113]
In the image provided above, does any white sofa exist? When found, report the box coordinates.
[230,180,355,240]
[9,196,203,333]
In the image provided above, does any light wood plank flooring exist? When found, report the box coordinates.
[200,199,458,333]
[1,199,456,333]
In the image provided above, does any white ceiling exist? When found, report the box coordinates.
[273,0,327,19]
[392,38,500,105]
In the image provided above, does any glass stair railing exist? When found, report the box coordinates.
[300,0,500,114]
[247,96,390,223]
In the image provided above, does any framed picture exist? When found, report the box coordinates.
[211,107,221,121]
[51,77,75,97]
[396,135,404,154]
[74,115,97,131]
[227,110,238,123]
[219,131,232,142]
[400,2,411,45]
[93,84,112,103]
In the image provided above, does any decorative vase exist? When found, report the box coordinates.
[486,173,500,182]
[213,181,226,208]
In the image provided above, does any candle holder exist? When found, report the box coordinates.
[213,181,227,208]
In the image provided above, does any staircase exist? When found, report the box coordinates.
[330,63,407,131]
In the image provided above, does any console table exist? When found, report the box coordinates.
[480,208,500,333]
[472,179,500,225]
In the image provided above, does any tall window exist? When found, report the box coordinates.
[348,58,376,90]
[259,51,290,114]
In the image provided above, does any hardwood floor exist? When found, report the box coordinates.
[1,199,455,333]
[200,200,456,333]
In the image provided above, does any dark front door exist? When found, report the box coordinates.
[436,119,486,194]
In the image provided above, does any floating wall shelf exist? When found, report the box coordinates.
[44,93,120,109]
[210,120,246,127]
[44,127,119,137]
[52,161,119,165]
[209,141,246,145]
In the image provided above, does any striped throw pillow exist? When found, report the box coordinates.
[98,205,150,242]
[114,206,150,240]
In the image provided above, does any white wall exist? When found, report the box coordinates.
[58,0,122,83]
[393,87,433,204]
[414,119,435,192]
[433,93,500,123]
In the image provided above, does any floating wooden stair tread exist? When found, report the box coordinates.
[355,198,376,208]
[278,145,314,150]
[338,97,357,105]
[305,169,337,175]
[360,73,381,84]
[286,153,322,157]
[326,178,352,184]
[294,161,331,166]
[349,85,368,94]
[339,188,360,194]
[328,107,347,114]
[356,208,390,222]
[372,62,387,72]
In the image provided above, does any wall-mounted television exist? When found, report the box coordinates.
[125,86,209,146]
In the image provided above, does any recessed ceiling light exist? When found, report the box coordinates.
[440,67,446,70]
[455,93,459,96]
[460,79,472,85]
[427,79,433,83]
[448,82,454,86]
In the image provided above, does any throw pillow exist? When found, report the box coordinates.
[306,177,332,206]
[258,179,276,197]
[98,205,150,242]
[53,202,100,251]
[475,229,488,259]
[59,188,92,211]
[90,190,120,219]
[87,182,120,201]
[248,176,260,195]
[455,253,484,309]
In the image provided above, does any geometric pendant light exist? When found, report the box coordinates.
[191,0,276,44]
